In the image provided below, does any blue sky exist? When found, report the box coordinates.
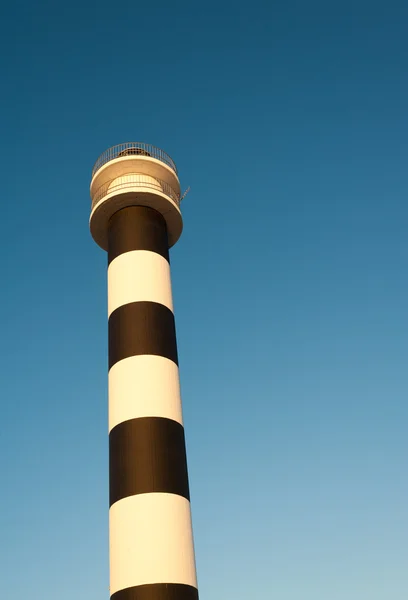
[1,1,407,598]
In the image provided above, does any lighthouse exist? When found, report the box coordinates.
[90,143,199,600]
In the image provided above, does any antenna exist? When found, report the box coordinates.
[180,186,190,202]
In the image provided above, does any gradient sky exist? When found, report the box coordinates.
[1,1,407,598]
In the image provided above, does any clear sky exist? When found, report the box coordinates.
[1,1,407,598]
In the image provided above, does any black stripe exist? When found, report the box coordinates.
[111,583,198,600]
[109,301,178,370]
[108,206,169,265]
[110,416,190,505]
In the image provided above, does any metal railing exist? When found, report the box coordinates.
[91,175,180,211]
[92,142,178,177]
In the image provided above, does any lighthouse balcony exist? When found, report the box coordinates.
[91,173,180,212]
[92,142,178,177]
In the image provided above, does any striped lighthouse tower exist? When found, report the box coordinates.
[90,143,199,600]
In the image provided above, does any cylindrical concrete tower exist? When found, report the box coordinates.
[90,143,199,600]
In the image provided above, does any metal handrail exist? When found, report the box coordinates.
[91,175,180,211]
[92,142,178,177]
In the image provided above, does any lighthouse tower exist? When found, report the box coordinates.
[90,143,199,600]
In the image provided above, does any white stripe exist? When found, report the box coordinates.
[108,250,173,317]
[110,493,197,594]
[109,355,183,432]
